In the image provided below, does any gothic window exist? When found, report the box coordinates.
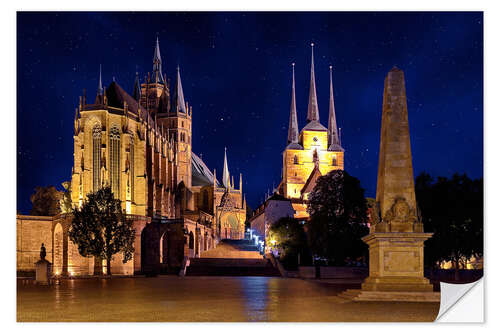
[130,135,134,201]
[92,124,102,192]
[332,155,337,166]
[110,126,120,196]
[293,155,298,164]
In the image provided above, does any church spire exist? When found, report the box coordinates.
[328,65,341,149]
[287,63,299,144]
[172,65,187,113]
[133,71,141,102]
[97,64,103,96]
[307,43,320,122]
[222,147,230,189]
[152,37,164,84]
[95,65,104,104]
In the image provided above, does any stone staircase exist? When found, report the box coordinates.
[186,239,280,276]
[200,239,263,259]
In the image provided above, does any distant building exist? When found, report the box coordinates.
[277,44,345,219]
[248,193,295,252]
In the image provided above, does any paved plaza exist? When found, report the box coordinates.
[17,276,439,322]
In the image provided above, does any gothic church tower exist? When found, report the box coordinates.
[280,44,345,219]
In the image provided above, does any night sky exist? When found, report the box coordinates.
[17,12,483,214]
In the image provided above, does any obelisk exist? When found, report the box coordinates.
[356,68,438,300]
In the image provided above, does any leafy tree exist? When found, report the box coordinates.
[69,186,135,275]
[416,172,483,280]
[268,217,311,269]
[30,186,62,216]
[307,170,369,266]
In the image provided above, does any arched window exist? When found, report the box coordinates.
[130,135,134,201]
[293,155,298,164]
[110,126,120,195]
[92,125,102,191]
[332,155,337,166]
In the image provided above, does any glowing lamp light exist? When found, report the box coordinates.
[271,239,277,245]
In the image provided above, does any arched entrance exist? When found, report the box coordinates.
[53,223,63,276]
[221,214,240,240]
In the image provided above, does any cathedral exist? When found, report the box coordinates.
[17,38,246,276]
[277,44,345,219]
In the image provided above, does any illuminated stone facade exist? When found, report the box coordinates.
[278,45,344,219]
[17,38,246,276]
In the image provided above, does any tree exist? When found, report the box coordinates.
[69,186,135,275]
[307,170,369,266]
[416,172,483,280]
[30,186,62,216]
[268,217,311,269]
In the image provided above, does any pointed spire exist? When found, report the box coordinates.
[98,64,103,95]
[172,65,187,113]
[222,147,230,189]
[95,65,104,104]
[287,63,299,144]
[307,43,320,122]
[152,37,164,84]
[328,65,341,149]
[133,71,141,102]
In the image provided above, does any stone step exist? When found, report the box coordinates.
[339,289,440,302]
[186,258,281,277]
[186,266,281,277]
[189,258,269,267]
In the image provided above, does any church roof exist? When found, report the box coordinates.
[105,81,141,116]
[285,142,303,150]
[192,152,220,187]
[301,120,327,132]
[266,193,290,202]
[328,143,345,152]
[301,164,322,195]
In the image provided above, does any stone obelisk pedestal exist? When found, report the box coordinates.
[342,68,439,302]
[361,232,434,292]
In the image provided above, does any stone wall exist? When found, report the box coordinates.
[17,215,53,273]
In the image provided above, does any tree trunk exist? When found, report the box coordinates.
[106,258,112,276]
[454,257,460,281]
[94,256,103,276]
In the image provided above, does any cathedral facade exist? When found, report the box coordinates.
[278,44,345,219]
[17,38,246,276]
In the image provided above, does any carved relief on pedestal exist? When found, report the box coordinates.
[371,197,422,232]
